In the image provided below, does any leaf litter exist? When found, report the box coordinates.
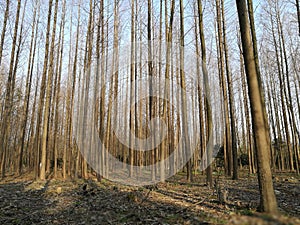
[0,172,299,225]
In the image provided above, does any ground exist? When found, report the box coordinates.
[0,171,299,225]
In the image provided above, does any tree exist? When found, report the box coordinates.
[53,0,66,178]
[129,0,136,177]
[34,0,53,179]
[221,0,238,180]
[17,0,39,175]
[161,0,175,182]
[236,0,278,213]
[179,0,192,182]
[0,0,21,179]
[197,0,213,187]
[296,0,300,36]
[0,0,10,66]
[215,0,232,177]
[40,0,59,180]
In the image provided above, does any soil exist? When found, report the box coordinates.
[0,171,299,224]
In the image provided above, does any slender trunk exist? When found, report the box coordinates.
[179,0,192,183]
[129,0,136,177]
[276,4,297,171]
[53,0,66,178]
[296,0,300,36]
[40,0,59,180]
[194,5,205,176]
[0,0,10,66]
[216,0,231,177]
[161,0,175,181]
[0,0,21,179]
[197,0,213,187]
[18,0,38,175]
[34,0,53,179]
[221,0,238,180]
[236,0,278,213]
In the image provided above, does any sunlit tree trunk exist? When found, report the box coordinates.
[215,0,232,177]
[221,0,238,180]
[34,0,53,179]
[0,0,10,66]
[17,0,38,175]
[194,20,205,174]
[99,0,106,178]
[129,0,136,177]
[40,0,59,180]
[69,1,81,179]
[236,0,278,213]
[197,0,213,187]
[53,0,66,178]
[0,0,21,179]
[161,0,175,182]
[275,3,297,172]
[179,0,192,183]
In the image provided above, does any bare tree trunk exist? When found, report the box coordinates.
[40,0,59,180]
[53,0,66,178]
[129,0,136,177]
[236,0,278,213]
[275,3,297,171]
[193,4,205,176]
[216,0,232,177]
[17,0,38,175]
[179,0,192,183]
[34,0,53,179]
[0,0,10,66]
[221,0,238,180]
[0,0,21,179]
[247,0,273,170]
[147,0,155,181]
[161,0,175,182]
[296,0,300,36]
[197,0,213,187]
[98,0,106,179]
[94,0,102,182]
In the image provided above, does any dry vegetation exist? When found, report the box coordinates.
[0,171,299,225]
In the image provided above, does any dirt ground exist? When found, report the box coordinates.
[0,171,299,225]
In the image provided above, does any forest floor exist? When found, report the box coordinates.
[0,170,299,225]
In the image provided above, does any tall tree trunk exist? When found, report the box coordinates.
[296,0,300,36]
[216,0,231,177]
[194,3,205,177]
[0,0,10,66]
[161,0,175,182]
[40,0,59,180]
[0,0,21,179]
[236,0,278,213]
[129,0,136,177]
[179,0,192,182]
[34,0,53,179]
[197,0,213,187]
[147,0,156,181]
[221,0,238,180]
[18,0,38,175]
[53,0,66,178]
[98,0,106,179]
[275,3,297,171]
[247,0,273,170]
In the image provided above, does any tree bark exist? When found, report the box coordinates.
[0,0,10,66]
[0,0,21,179]
[221,0,238,180]
[216,0,232,177]
[296,0,300,36]
[236,0,278,213]
[40,0,59,180]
